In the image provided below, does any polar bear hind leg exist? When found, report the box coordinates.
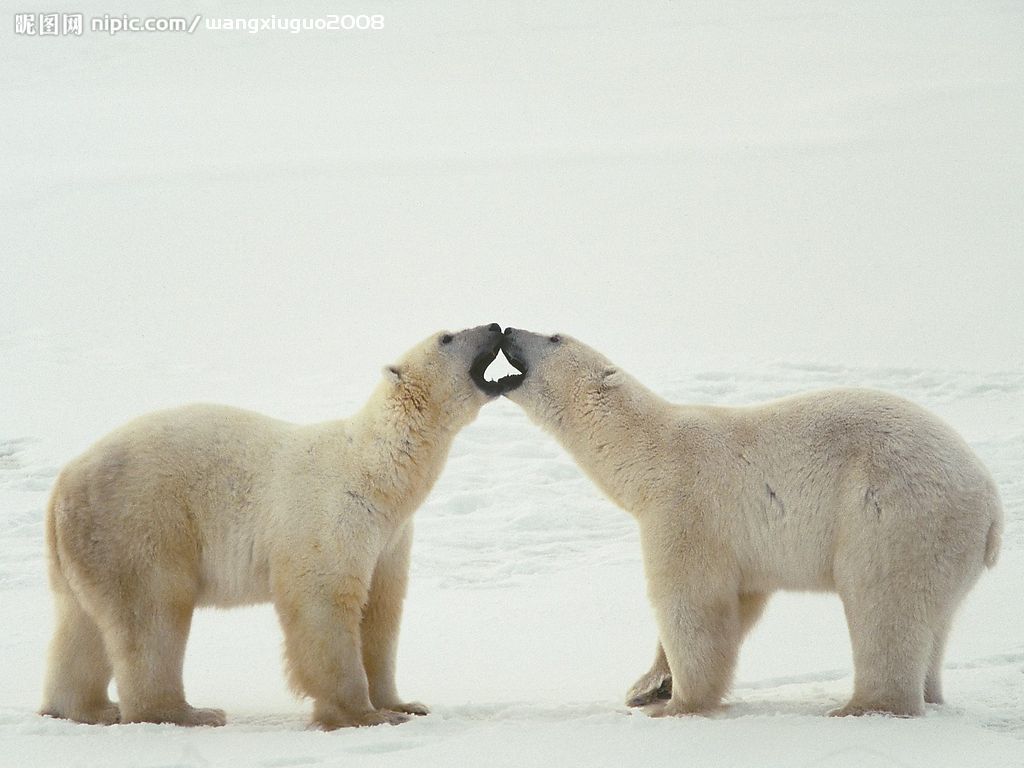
[97,575,224,726]
[830,488,988,717]
[831,547,938,718]
[831,585,932,717]
[40,576,119,724]
[41,487,120,725]
[924,614,953,705]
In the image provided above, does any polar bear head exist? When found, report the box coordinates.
[499,327,628,429]
[381,323,507,429]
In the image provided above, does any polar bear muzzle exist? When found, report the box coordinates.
[468,324,508,396]
[495,327,531,394]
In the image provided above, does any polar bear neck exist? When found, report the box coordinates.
[345,379,464,519]
[548,378,678,515]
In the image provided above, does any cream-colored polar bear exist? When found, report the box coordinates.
[41,323,506,729]
[500,328,1002,717]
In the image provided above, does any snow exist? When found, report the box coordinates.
[1,1,1022,766]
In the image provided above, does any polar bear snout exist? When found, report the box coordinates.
[496,328,528,394]
[467,323,509,397]
[500,327,573,396]
[464,324,526,396]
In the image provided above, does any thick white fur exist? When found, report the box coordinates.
[502,329,1003,717]
[41,325,502,728]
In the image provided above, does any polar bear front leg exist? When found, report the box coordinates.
[625,643,672,707]
[638,517,743,717]
[362,524,428,716]
[644,588,742,717]
[627,592,769,707]
[274,566,411,729]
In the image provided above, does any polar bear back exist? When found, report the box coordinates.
[670,388,1000,593]
[53,404,339,607]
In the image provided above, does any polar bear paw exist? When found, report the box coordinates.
[123,704,226,727]
[388,701,430,716]
[179,707,228,727]
[40,701,121,725]
[626,672,673,708]
[643,698,715,718]
[828,700,922,718]
[314,708,413,730]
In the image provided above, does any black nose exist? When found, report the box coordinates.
[503,327,515,336]
[488,323,501,333]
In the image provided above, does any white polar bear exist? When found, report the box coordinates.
[41,324,507,729]
[500,328,1002,717]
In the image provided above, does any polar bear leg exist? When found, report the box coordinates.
[646,590,742,716]
[625,643,671,707]
[924,615,952,705]
[361,526,428,716]
[627,592,768,707]
[831,585,930,717]
[40,586,119,725]
[275,569,411,729]
[103,594,224,726]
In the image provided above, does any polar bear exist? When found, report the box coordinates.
[500,327,1002,717]
[41,323,507,729]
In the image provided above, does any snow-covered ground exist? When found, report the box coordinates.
[2,1,1022,766]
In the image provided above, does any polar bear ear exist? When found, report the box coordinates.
[601,367,624,389]
[383,365,403,383]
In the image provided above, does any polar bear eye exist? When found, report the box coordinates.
[440,334,453,345]
[549,335,561,343]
